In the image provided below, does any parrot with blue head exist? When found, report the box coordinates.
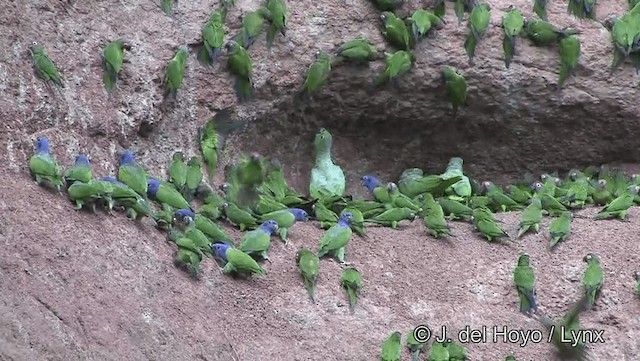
[147,178,192,210]
[317,212,353,264]
[258,208,308,243]
[361,175,391,203]
[117,150,148,197]
[238,220,279,261]
[211,243,266,277]
[64,154,92,187]
[29,136,64,191]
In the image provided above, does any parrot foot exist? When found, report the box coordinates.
[339,261,353,267]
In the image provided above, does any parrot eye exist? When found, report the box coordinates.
[32,41,37,46]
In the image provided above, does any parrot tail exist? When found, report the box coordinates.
[266,25,277,50]
[303,278,315,301]
[197,47,214,67]
[233,76,255,103]
[347,288,357,312]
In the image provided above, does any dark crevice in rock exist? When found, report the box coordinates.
[238,65,640,191]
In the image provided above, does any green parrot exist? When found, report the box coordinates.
[225,40,254,102]
[516,198,543,238]
[501,6,524,69]
[29,41,64,87]
[437,197,473,220]
[534,295,589,360]
[472,206,510,241]
[197,10,226,66]
[309,128,345,200]
[261,158,302,201]
[340,207,366,237]
[453,0,475,24]
[160,0,176,15]
[163,47,189,100]
[505,356,517,361]
[238,220,278,261]
[99,177,152,219]
[67,180,112,213]
[594,184,639,220]
[258,208,307,242]
[507,184,532,204]
[532,181,568,216]
[313,202,339,229]
[398,171,462,198]
[374,50,415,87]
[317,212,353,263]
[223,202,258,231]
[117,151,147,197]
[254,194,288,214]
[558,35,580,88]
[366,207,417,229]
[185,157,203,200]
[427,341,449,361]
[406,9,443,43]
[567,0,596,20]
[447,341,468,360]
[198,108,246,185]
[533,0,548,20]
[380,12,411,50]
[101,39,130,94]
[523,19,579,46]
[194,213,233,244]
[634,271,640,297]
[380,331,402,361]
[168,151,187,191]
[173,247,202,279]
[334,37,379,64]
[442,66,467,116]
[387,182,421,211]
[602,14,640,73]
[265,0,287,50]
[368,0,403,12]
[302,50,331,95]
[433,0,446,18]
[484,181,524,212]
[233,9,267,49]
[169,219,212,254]
[591,179,613,205]
[64,154,92,187]
[549,211,572,248]
[442,157,472,200]
[464,3,491,65]
[406,328,426,361]
[296,247,320,301]
[212,243,266,277]
[29,136,63,192]
[341,267,363,312]
[513,254,537,314]
[420,193,452,238]
[582,253,604,309]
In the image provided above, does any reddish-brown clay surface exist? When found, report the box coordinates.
[3,0,640,359]
[1,176,640,360]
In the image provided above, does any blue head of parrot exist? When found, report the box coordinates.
[361,175,381,193]
[119,150,136,166]
[146,178,160,198]
[74,154,91,166]
[35,136,51,155]
[289,208,308,221]
[259,220,279,235]
[211,243,230,261]
[338,212,353,227]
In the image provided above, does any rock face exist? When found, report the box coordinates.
[2,0,640,360]
[2,0,639,191]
